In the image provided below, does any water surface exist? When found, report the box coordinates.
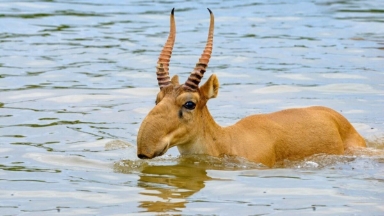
[1,0,384,215]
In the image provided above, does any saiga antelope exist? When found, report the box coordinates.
[136,8,366,167]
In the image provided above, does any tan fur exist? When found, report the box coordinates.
[137,74,366,167]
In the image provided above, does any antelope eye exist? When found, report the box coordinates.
[183,101,196,110]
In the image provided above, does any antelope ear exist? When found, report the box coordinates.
[171,75,179,85]
[200,74,219,99]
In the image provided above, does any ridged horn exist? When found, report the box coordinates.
[184,8,214,91]
[156,8,176,89]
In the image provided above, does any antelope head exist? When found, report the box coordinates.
[137,8,218,159]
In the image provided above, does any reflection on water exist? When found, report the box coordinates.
[1,0,384,214]
[138,164,210,212]
[114,156,256,212]
[115,159,210,212]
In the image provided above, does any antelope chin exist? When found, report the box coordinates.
[156,142,170,157]
[151,138,171,158]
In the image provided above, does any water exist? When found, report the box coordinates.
[1,0,384,215]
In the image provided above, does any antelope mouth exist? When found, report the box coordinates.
[137,141,170,160]
[137,153,151,159]
[157,141,171,157]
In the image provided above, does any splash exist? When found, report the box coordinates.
[277,147,384,170]
[113,154,267,174]
[114,145,384,173]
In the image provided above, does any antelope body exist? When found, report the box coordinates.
[137,9,366,167]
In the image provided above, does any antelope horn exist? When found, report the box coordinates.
[184,8,214,91]
[156,8,176,89]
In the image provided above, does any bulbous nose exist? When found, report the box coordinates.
[137,154,150,159]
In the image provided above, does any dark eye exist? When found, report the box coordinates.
[183,101,196,110]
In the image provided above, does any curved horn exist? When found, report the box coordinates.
[156,8,176,88]
[184,8,214,91]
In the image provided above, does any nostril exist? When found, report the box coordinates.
[138,154,150,159]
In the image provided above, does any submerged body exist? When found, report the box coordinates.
[176,105,366,167]
[136,9,366,167]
